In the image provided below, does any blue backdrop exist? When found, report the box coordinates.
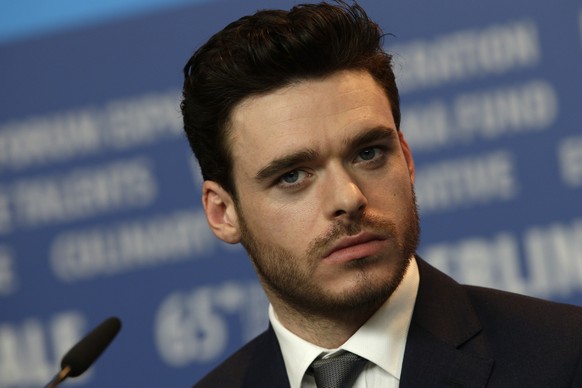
[1,0,581,386]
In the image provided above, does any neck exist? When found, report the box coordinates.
[270,297,384,349]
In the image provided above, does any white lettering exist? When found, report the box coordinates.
[0,187,11,234]
[454,80,557,139]
[424,233,526,294]
[0,246,17,296]
[558,135,582,187]
[424,218,582,299]
[0,312,86,387]
[403,80,557,152]
[0,110,101,172]
[415,151,518,213]
[104,90,182,149]
[11,158,156,228]
[0,89,181,172]
[50,209,217,281]
[391,20,540,92]
[524,220,582,297]
[155,282,268,367]
[401,101,451,151]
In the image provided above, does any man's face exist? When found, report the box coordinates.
[213,70,419,318]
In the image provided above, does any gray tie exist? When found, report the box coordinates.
[310,351,367,388]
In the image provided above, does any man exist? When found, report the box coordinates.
[181,2,582,387]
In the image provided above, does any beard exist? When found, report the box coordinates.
[237,188,421,318]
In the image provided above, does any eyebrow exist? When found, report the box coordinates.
[254,126,397,184]
[255,148,319,183]
[346,126,397,150]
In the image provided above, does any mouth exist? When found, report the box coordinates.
[322,232,388,263]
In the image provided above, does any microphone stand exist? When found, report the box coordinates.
[43,316,121,387]
[45,365,72,388]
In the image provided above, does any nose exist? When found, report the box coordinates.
[324,168,368,221]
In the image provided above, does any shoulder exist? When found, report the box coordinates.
[193,327,289,388]
[193,331,269,388]
[415,257,582,383]
[464,285,582,384]
[416,256,582,335]
[465,285,582,333]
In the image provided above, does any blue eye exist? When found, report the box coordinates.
[276,169,312,189]
[359,148,377,161]
[281,170,300,184]
[354,146,387,168]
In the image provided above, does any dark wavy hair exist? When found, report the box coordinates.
[181,1,400,197]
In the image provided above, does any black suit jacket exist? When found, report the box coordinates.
[194,258,582,387]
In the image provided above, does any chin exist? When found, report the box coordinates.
[313,269,399,313]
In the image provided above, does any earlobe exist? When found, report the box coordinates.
[398,131,415,183]
[202,181,241,244]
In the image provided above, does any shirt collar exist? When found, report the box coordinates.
[269,256,419,388]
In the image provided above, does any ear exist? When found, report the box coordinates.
[398,131,415,184]
[202,181,241,244]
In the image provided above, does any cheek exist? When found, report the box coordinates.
[368,171,414,211]
[246,197,321,251]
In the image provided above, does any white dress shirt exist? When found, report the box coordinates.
[269,257,419,388]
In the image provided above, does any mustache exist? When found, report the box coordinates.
[307,212,397,256]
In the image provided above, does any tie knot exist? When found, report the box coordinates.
[310,351,367,388]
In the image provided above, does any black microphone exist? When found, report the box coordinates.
[45,316,122,387]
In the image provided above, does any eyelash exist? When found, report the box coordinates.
[354,146,387,166]
[274,145,388,190]
[276,169,313,189]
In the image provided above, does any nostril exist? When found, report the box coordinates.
[332,200,366,220]
[334,209,348,217]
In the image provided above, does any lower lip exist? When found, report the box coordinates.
[324,239,387,263]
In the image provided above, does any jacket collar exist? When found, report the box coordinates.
[401,257,494,387]
[243,326,291,388]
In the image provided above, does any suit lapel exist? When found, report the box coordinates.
[401,258,494,388]
[242,325,291,388]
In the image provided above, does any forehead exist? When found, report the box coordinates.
[227,70,395,173]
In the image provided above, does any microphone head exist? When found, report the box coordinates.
[61,316,122,377]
